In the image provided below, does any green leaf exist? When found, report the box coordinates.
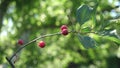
[76,5,93,25]
[77,34,96,48]
[81,27,91,33]
[102,36,120,44]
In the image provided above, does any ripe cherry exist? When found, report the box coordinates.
[18,39,24,45]
[60,25,68,31]
[38,41,46,48]
[61,29,68,35]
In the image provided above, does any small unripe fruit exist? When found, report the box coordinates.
[18,39,24,45]
[61,29,68,35]
[61,25,68,31]
[38,41,45,48]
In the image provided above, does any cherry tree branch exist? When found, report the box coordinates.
[6,31,77,68]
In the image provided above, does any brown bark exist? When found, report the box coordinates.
[0,0,12,31]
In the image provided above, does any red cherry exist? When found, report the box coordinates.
[38,41,45,48]
[60,25,68,31]
[61,29,68,35]
[18,39,24,45]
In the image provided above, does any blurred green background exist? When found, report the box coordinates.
[0,0,120,68]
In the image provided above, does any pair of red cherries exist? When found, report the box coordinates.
[18,25,69,48]
[18,40,45,48]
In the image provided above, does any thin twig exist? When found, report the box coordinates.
[6,57,15,68]
[10,32,61,60]
[6,31,77,68]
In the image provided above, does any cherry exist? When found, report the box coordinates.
[60,25,68,31]
[38,41,46,48]
[61,29,68,35]
[18,39,24,45]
